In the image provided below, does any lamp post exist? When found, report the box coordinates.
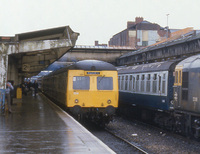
[166,14,169,38]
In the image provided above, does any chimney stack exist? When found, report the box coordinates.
[135,17,144,24]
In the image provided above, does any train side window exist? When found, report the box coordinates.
[129,75,132,91]
[121,76,124,90]
[158,75,161,93]
[73,76,90,90]
[152,74,157,93]
[146,74,151,92]
[125,75,128,90]
[118,76,121,90]
[153,74,157,80]
[141,74,145,92]
[97,77,113,90]
[162,74,166,94]
[163,74,166,80]
[162,80,166,94]
[132,76,135,91]
[136,75,140,92]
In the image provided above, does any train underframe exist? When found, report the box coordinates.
[145,109,200,139]
[70,105,116,126]
[118,103,200,139]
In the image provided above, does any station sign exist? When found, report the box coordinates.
[22,64,31,72]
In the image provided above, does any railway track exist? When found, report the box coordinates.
[83,120,150,154]
[104,127,149,154]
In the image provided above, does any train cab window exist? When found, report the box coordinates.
[146,74,151,92]
[125,75,128,90]
[175,70,182,86]
[97,77,113,90]
[73,76,90,90]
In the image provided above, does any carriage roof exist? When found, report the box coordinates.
[117,61,176,74]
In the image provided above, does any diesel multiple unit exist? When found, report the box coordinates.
[40,60,118,125]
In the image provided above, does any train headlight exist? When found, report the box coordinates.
[107,99,111,104]
[169,100,174,110]
[75,99,79,103]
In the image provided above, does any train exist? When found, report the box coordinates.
[117,54,200,139]
[39,60,119,125]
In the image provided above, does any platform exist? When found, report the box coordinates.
[0,93,114,153]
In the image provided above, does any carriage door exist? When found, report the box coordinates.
[174,68,183,108]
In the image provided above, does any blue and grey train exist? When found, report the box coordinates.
[118,54,200,138]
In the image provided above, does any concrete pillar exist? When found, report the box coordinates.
[0,43,9,89]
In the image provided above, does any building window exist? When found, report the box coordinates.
[142,41,148,46]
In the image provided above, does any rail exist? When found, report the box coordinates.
[105,127,149,154]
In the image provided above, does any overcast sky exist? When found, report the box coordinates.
[0,0,199,45]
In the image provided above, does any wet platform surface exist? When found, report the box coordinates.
[0,93,114,153]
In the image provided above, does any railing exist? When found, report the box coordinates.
[0,89,6,113]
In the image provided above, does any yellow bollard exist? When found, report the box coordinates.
[16,88,22,99]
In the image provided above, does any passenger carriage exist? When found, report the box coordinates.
[117,61,176,112]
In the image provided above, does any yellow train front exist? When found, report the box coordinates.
[41,60,118,125]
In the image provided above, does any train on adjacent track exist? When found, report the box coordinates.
[117,54,200,139]
[39,60,119,125]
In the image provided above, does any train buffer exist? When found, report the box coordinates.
[0,93,114,153]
